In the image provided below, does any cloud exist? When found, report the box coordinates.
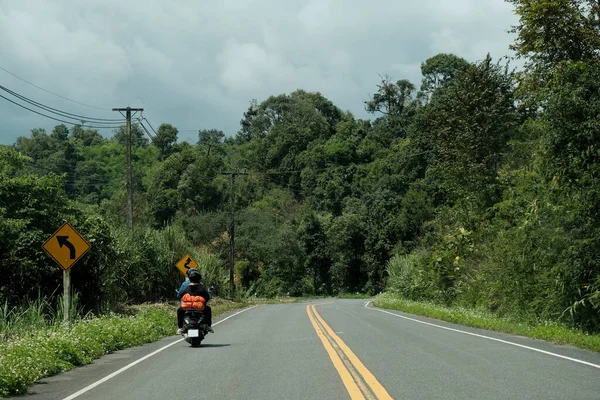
[0,0,518,144]
[217,39,284,94]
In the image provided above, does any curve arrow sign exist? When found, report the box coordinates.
[57,236,76,259]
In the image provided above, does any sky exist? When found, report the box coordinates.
[0,0,519,145]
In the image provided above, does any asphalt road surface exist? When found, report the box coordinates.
[18,299,600,400]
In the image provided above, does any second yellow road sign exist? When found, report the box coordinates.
[176,253,199,276]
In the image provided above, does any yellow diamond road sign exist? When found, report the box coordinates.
[42,222,91,271]
[176,253,199,276]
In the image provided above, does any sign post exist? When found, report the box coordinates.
[175,253,199,276]
[63,269,71,323]
[42,222,91,323]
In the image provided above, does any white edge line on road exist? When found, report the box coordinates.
[364,301,600,370]
[62,305,259,400]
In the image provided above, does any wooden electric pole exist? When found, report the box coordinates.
[112,107,143,232]
[222,171,248,299]
[230,172,236,298]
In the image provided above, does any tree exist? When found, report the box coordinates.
[0,170,76,305]
[237,90,343,176]
[365,77,416,117]
[154,123,178,160]
[361,189,404,294]
[198,129,224,157]
[508,0,600,71]
[365,77,419,139]
[15,129,53,163]
[298,210,332,294]
[427,55,518,211]
[327,200,368,293]
[507,0,600,107]
[0,145,30,176]
[177,151,225,214]
[112,123,148,147]
[420,53,470,97]
[71,125,104,147]
[14,126,82,196]
[50,124,69,141]
[542,61,600,180]
[146,148,197,227]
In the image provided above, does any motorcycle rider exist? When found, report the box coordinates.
[176,268,214,334]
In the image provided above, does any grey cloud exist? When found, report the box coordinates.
[0,0,518,144]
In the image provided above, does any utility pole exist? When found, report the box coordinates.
[230,172,235,298]
[222,171,248,299]
[112,107,143,232]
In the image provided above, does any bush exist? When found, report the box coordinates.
[0,300,247,397]
[0,306,174,397]
[386,251,434,301]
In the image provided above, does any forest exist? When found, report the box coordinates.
[2,0,600,332]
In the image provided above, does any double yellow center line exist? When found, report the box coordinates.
[306,304,393,400]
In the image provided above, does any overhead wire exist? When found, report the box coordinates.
[138,119,187,172]
[140,115,239,183]
[245,149,434,176]
[26,164,115,185]
[0,85,125,124]
[138,115,192,173]
[137,116,198,136]
[0,93,124,129]
[0,64,110,111]
[10,90,434,191]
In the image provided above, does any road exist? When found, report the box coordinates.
[19,299,600,400]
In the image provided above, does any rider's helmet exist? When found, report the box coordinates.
[187,268,202,283]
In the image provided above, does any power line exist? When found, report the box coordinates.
[26,162,114,182]
[0,64,110,111]
[138,116,191,173]
[113,107,143,232]
[26,165,117,187]
[0,93,124,129]
[138,116,199,135]
[0,85,125,124]
[244,150,435,176]
[138,118,188,172]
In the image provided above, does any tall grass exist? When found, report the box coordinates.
[1,298,46,340]
[0,299,248,397]
[374,293,600,353]
[105,225,230,304]
[0,306,176,397]
[0,292,87,341]
[386,251,435,301]
[193,251,229,295]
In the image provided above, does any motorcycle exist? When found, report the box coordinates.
[176,286,214,347]
[182,309,210,347]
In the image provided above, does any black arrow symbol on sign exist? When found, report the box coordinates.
[57,236,76,259]
[184,257,192,269]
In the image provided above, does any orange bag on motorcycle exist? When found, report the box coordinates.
[181,294,206,311]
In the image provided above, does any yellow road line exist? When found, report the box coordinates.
[321,320,376,400]
[311,304,394,400]
[306,305,366,400]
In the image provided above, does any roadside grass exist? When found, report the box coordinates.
[373,293,600,353]
[0,298,247,397]
[335,293,375,299]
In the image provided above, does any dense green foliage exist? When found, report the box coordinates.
[1,0,599,333]
[0,307,174,397]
